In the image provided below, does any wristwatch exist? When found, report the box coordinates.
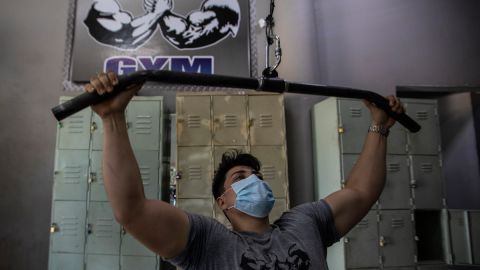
[368,124,389,137]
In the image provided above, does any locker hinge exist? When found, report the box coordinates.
[409,198,414,207]
[414,255,418,263]
[378,255,383,265]
[58,122,63,129]
[434,108,438,117]
[439,158,443,168]
[438,144,442,153]
[405,144,409,153]
[377,214,381,223]
[442,198,447,207]
[411,213,415,222]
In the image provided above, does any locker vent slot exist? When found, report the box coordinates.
[64,166,82,183]
[188,165,202,181]
[135,115,153,134]
[416,111,429,120]
[356,219,369,229]
[139,166,151,185]
[61,216,80,236]
[349,108,362,118]
[187,115,201,128]
[95,218,114,238]
[223,114,238,128]
[67,115,85,134]
[391,218,405,228]
[262,165,276,181]
[259,114,273,127]
[420,163,433,173]
[387,163,400,172]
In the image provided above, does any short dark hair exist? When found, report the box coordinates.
[212,150,261,199]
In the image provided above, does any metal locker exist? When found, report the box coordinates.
[49,253,84,270]
[86,202,121,255]
[380,210,416,267]
[91,113,105,151]
[337,99,371,154]
[248,95,285,146]
[121,231,156,257]
[177,198,214,217]
[57,97,92,150]
[345,211,379,268]
[89,151,106,202]
[212,95,248,146]
[50,201,86,253]
[379,155,411,209]
[250,146,288,198]
[136,150,160,200]
[53,150,89,201]
[213,146,249,171]
[177,146,212,198]
[177,96,211,146]
[120,256,157,270]
[404,100,440,155]
[126,99,162,150]
[470,211,480,264]
[449,210,472,264]
[416,265,448,270]
[85,254,119,270]
[388,124,408,155]
[410,155,443,209]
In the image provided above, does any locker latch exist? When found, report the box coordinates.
[343,237,349,244]
[88,172,96,183]
[337,126,344,134]
[87,224,93,234]
[50,223,59,233]
[379,236,387,247]
[90,122,97,133]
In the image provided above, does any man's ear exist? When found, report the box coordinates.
[216,197,227,210]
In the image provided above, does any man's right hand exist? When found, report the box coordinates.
[85,72,143,119]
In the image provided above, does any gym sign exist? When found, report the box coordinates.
[70,0,251,81]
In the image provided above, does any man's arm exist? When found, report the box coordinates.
[324,97,404,236]
[86,72,189,259]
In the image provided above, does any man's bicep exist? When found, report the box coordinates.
[124,200,190,259]
[324,188,370,236]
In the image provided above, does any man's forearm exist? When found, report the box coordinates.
[345,131,387,208]
[102,112,145,224]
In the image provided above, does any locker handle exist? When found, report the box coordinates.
[343,237,349,243]
[90,122,97,133]
[50,223,59,233]
[87,224,93,234]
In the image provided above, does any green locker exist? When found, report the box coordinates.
[53,150,89,201]
[50,96,164,270]
[127,98,162,150]
[57,97,92,150]
[49,253,84,270]
[50,201,86,254]
[86,254,119,270]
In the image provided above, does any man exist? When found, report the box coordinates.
[85,71,404,269]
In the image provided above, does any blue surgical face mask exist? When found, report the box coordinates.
[221,174,275,218]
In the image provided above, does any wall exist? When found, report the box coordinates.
[1,0,480,269]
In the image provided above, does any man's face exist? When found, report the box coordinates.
[217,165,262,211]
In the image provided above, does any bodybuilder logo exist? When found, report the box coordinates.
[84,0,241,50]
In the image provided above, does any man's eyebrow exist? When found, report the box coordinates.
[229,170,249,179]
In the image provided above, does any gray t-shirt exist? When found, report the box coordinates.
[167,200,340,269]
